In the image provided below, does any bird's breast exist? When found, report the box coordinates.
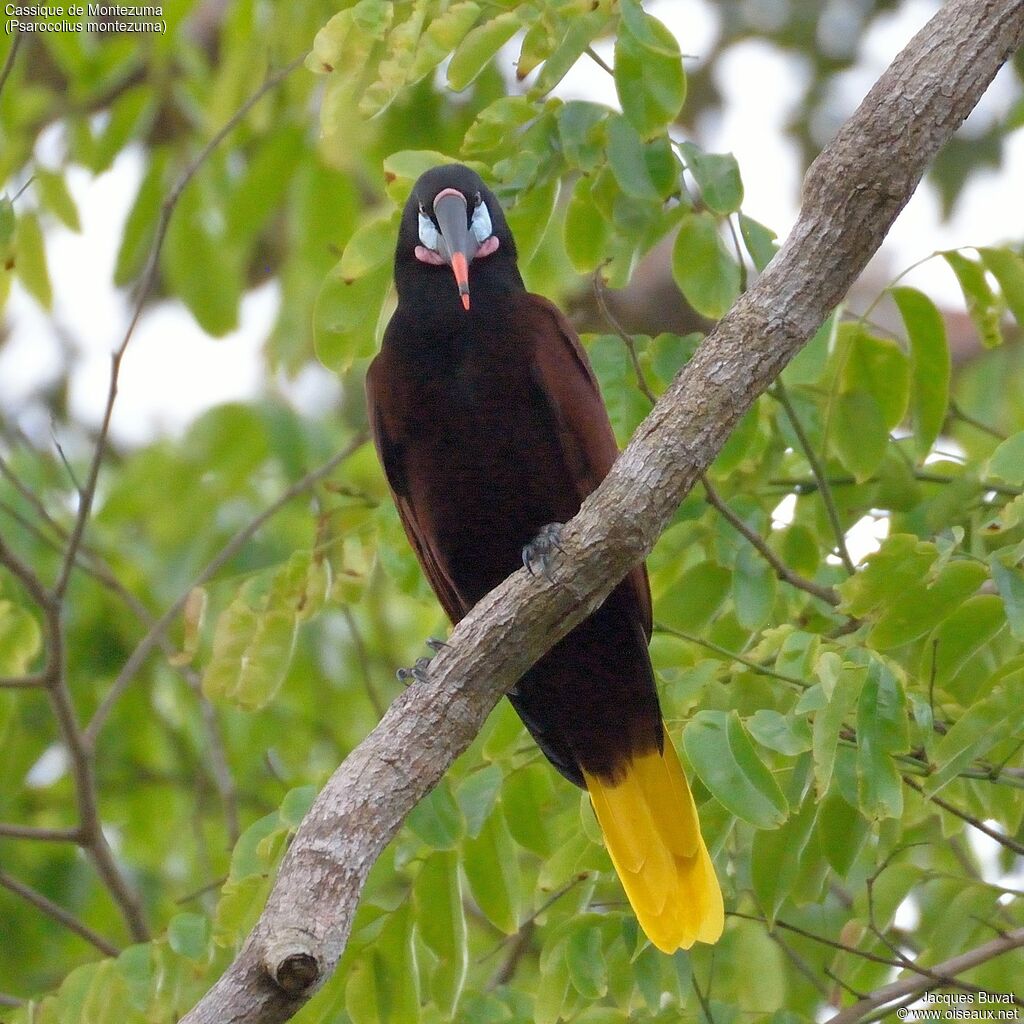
[397,337,579,600]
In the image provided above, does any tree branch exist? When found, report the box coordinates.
[52,53,304,603]
[84,433,367,746]
[179,3,1024,1021]
[701,476,841,605]
[0,870,120,958]
[825,928,1024,1024]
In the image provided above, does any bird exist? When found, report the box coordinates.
[366,163,723,952]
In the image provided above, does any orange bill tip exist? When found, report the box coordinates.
[451,251,470,311]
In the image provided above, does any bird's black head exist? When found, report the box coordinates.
[393,164,522,315]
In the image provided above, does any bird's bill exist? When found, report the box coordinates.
[433,188,477,311]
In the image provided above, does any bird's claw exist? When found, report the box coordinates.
[396,656,432,685]
[425,636,449,652]
[522,522,566,581]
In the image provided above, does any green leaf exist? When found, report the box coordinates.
[811,664,864,796]
[618,0,678,55]
[35,169,80,231]
[683,710,788,828]
[0,196,14,248]
[383,149,459,203]
[462,806,521,933]
[990,553,1024,640]
[943,249,1003,348]
[415,851,467,1015]
[563,176,612,273]
[840,328,910,429]
[891,286,950,456]
[922,594,1007,686]
[202,592,298,711]
[0,600,41,675]
[837,534,936,617]
[679,143,743,215]
[446,11,520,91]
[533,12,607,97]
[979,246,1024,329]
[278,785,317,828]
[505,176,559,265]
[406,780,463,849]
[657,561,731,631]
[732,543,776,631]
[605,114,660,200]
[816,791,868,874]
[747,710,812,756]
[869,560,987,650]
[925,687,1024,797]
[340,210,399,280]
[856,660,908,819]
[464,96,537,156]
[14,210,52,308]
[565,922,607,998]
[987,431,1024,486]
[456,763,503,838]
[751,795,816,921]
[314,263,391,373]
[614,9,685,138]
[411,1,482,79]
[114,152,167,286]
[162,183,242,336]
[832,390,889,483]
[672,212,740,319]
[557,101,607,172]
[167,912,210,962]
[738,213,778,271]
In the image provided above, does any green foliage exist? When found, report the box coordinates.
[2,2,1024,1023]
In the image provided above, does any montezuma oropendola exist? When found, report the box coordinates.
[366,164,723,951]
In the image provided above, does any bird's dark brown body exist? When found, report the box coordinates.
[369,282,660,785]
[368,164,722,951]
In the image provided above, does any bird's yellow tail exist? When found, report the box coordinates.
[583,726,724,952]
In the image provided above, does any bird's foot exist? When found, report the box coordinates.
[522,522,566,581]
[425,636,449,652]
[396,656,432,685]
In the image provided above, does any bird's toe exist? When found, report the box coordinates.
[521,522,566,581]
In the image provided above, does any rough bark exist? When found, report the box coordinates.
[180,2,1024,1021]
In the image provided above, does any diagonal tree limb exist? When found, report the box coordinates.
[179,3,1024,1022]
[824,928,1024,1024]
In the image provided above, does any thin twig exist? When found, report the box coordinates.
[342,607,385,718]
[701,475,841,605]
[727,911,905,970]
[0,672,47,688]
[767,472,1022,498]
[52,53,305,602]
[85,433,368,746]
[655,621,808,688]
[0,993,25,1008]
[0,29,22,101]
[0,824,80,841]
[825,928,1024,1024]
[0,869,120,957]
[903,775,1024,856]
[592,273,658,404]
[950,401,1006,440]
[771,382,855,572]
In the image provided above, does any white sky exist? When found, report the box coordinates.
[1,0,1022,446]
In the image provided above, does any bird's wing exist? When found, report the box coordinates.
[366,355,469,623]
[524,294,653,637]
